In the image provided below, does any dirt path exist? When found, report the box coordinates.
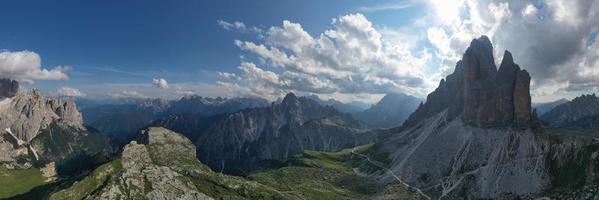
[351,147,432,200]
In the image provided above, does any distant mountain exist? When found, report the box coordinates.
[532,98,569,116]
[304,95,369,113]
[540,94,599,128]
[0,79,116,176]
[194,93,375,174]
[353,93,422,128]
[81,96,269,143]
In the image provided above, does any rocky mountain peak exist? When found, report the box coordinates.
[282,92,298,104]
[1,87,85,142]
[0,78,19,99]
[405,35,533,128]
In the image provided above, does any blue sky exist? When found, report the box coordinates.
[1,0,598,103]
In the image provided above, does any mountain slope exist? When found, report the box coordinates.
[354,93,422,128]
[51,127,421,200]
[195,93,375,174]
[0,79,116,198]
[532,98,569,116]
[0,81,115,171]
[365,36,560,199]
[540,94,599,128]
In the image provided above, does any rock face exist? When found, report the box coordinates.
[0,80,114,174]
[0,89,84,142]
[195,93,375,174]
[540,93,599,128]
[354,93,422,128]
[51,127,292,200]
[405,36,534,128]
[0,79,18,99]
[370,36,568,199]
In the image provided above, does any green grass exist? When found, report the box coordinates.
[250,144,421,200]
[0,165,49,199]
[49,160,122,200]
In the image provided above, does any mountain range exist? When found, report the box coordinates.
[80,95,270,143]
[161,93,376,174]
[5,36,599,199]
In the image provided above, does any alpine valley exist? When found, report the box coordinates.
[4,36,599,200]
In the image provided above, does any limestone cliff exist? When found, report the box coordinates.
[370,36,595,199]
[405,36,534,129]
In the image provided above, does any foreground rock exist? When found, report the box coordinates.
[50,127,292,200]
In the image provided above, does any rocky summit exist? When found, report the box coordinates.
[0,78,19,99]
[50,127,293,200]
[406,36,534,129]
[367,36,599,199]
[0,79,113,173]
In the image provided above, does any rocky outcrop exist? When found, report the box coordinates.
[196,93,375,174]
[370,36,572,199]
[405,36,534,129]
[0,79,18,99]
[0,88,85,142]
[50,127,292,200]
[0,80,115,174]
[354,93,422,128]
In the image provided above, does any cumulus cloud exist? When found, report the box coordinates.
[109,90,146,99]
[219,13,432,100]
[152,78,169,89]
[56,87,86,97]
[423,0,599,101]
[0,50,69,83]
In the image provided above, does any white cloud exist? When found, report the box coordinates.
[56,87,86,97]
[152,78,169,89]
[357,2,413,12]
[220,13,432,100]
[108,90,146,99]
[217,20,263,35]
[0,50,69,83]
[423,0,599,101]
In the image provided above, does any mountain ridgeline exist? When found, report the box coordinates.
[354,93,422,128]
[81,95,270,142]
[540,93,599,128]
[162,93,375,174]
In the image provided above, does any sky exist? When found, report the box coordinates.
[0,0,598,103]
